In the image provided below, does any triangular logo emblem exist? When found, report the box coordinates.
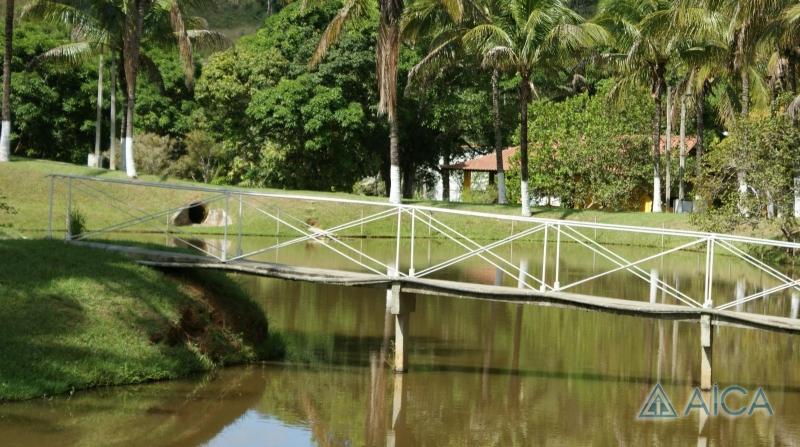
[638,383,677,419]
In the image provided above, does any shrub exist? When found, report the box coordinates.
[173,130,228,184]
[134,133,176,176]
[353,175,386,196]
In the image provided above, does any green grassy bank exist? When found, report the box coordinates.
[0,157,694,237]
[0,239,280,401]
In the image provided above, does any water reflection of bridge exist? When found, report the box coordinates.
[49,174,800,391]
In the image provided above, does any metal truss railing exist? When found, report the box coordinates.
[48,174,800,312]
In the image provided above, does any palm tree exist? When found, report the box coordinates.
[599,0,684,213]
[0,0,14,163]
[464,0,606,216]
[24,0,227,173]
[311,0,405,203]
[404,0,511,204]
[664,1,727,203]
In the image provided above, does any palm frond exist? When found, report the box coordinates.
[27,41,94,69]
[309,0,371,68]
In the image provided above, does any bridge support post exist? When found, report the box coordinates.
[700,314,713,391]
[388,283,416,373]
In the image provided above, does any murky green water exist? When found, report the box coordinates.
[2,238,799,446]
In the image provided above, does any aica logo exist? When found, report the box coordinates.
[638,383,774,420]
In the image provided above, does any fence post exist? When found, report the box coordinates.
[409,208,416,276]
[65,177,73,241]
[237,194,244,257]
[703,237,715,308]
[394,207,402,278]
[222,193,230,262]
[554,223,561,290]
[47,176,55,239]
[540,224,549,292]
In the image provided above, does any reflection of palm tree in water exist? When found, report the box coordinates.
[482,301,499,402]
[300,394,335,447]
[365,309,393,446]
[508,304,524,412]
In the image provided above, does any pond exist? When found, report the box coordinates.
[1,238,799,446]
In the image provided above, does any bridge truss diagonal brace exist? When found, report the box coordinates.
[558,225,703,308]
[233,198,400,277]
[408,209,547,290]
[714,239,800,311]
[557,237,708,294]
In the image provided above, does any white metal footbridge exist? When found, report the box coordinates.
[46,174,800,388]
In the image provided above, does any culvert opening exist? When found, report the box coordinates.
[187,202,208,224]
[171,202,210,226]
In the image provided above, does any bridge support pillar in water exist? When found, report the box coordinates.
[700,315,713,391]
[388,283,416,373]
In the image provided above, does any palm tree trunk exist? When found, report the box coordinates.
[124,91,137,177]
[442,147,450,201]
[118,54,127,170]
[651,92,663,213]
[109,56,117,170]
[122,0,147,178]
[492,69,507,205]
[679,91,687,202]
[119,94,127,171]
[695,83,705,180]
[519,74,531,217]
[377,0,403,204]
[738,69,750,209]
[389,114,400,203]
[0,0,14,163]
[93,53,104,168]
[665,86,672,210]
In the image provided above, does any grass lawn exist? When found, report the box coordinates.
[1,157,787,248]
[0,239,278,401]
[0,157,697,237]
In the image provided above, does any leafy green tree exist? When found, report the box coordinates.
[694,115,800,240]
[3,21,97,162]
[505,79,652,210]
[196,2,384,189]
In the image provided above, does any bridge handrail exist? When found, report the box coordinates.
[47,173,800,250]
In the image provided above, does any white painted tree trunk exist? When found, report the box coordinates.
[389,165,401,204]
[93,54,104,167]
[652,175,662,213]
[521,180,530,217]
[0,121,9,162]
[497,172,506,205]
[125,136,136,177]
[0,0,12,163]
